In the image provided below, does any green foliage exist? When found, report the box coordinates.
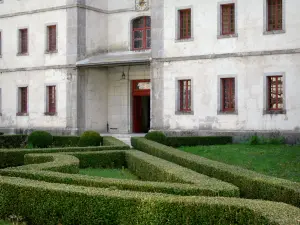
[249,135,261,145]
[79,168,139,180]
[131,137,300,207]
[166,136,232,147]
[0,135,27,149]
[0,132,4,136]
[145,131,167,145]
[52,136,80,147]
[0,176,299,225]
[103,136,129,147]
[28,131,53,148]
[78,131,102,147]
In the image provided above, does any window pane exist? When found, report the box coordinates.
[134,40,143,49]
[268,76,283,110]
[134,30,143,39]
[133,17,145,28]
[146,17,151,27]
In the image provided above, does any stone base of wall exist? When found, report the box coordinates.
[0,127,80,136]
[151,129,300,145]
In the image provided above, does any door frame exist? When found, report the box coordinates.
[132,79,150,133]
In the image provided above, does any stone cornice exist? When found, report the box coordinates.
[0,64,76,73]
[153,48,300,63]
[0,4,135,19]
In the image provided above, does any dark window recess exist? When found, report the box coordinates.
[47,86,56,113]
[179,9,191,39]
[20,87,28,113]
[221,78,235,112]
[268,76,283,111]
[132,16,151,50]
[267,0,283,31]
[47,25,57,52]
[0,32,2,56]
[221,4,235,35]
[179,80,192,112]
[19,29,28,54]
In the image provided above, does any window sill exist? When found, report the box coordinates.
[17,53,29,56]
[263,109,286,115]
[263,30,285,35]
[44,112,57,116]
[45,50,58,54]
[132,49,151,52]
[175,111,194,115]
[217,33,238,39]
[217,110,238,115]
[175,37,194,43]
[16,112,29,116]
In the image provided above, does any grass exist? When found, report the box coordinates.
[0,220,12,225]
[178,144,300,182]
[79,168,139,180]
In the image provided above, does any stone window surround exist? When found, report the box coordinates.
[217,0,238,39]
[44,84,58,116]
[17,26,29,56]
[217,74,238,115]
[175,5,194,43]
[175,77,194,115]
[263,0,286,35]
[45,23,58,54]
[16,85,29,116]
[263,72,286,115]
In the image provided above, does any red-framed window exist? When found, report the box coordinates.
[221,78,235,112]
[132,17,151,50]
[19,28,28,54]
[47,25,57,52]
[0,31,2,56]
[19,87,28,114]
[267,0,283,31]
[221,4,235,35]
[267,76,283,111]
[179,9,191,39]
[47,86,56,114]
[179,80,191,112]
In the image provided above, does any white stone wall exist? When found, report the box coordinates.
[0,69,69,129]
[162,0,300,58]
[159,54,300,131]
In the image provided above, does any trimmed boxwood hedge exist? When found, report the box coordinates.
[52,136,80,147]
[0,137,130,169]
[1,150,239,197]
[131,137,300,207]
[145,131,233,147]
[0,176,299,225]
[0,135,27,148]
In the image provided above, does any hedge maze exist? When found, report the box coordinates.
[0,136,299,224]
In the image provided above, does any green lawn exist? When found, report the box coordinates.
[179,144,300,182]
[0,220,12,225]
[79,168,139,180]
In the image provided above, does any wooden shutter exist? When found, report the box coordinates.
[20,29,28,54]
[48,25,57,51]
[20,87,28,113]
[222,78,235,112]
[179,9,191,39]
[48,86,56,113]
[267,0,283,31]
[221,4,235,35]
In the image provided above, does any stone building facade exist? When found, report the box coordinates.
[0,0,299,138]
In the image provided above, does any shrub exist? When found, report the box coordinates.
[103,136,129,147]
[0,176,299,225]
[78,131,102,147]
[166,136,232,147]
[28,131,53,148]
[0,132,4,135]
[249,135,261,145]
[52,136,80,147]
[145,131,167,145]
[131,137,300,207]
[0,135,27,148]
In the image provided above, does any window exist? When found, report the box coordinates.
[267,76,283,111]
[18,28,28,54]
[267,0,282,31]
[132,17,151,50]
[179,80,191,112]
[221,78,235,112]
[18,87,28,115]
[0,31,2,56]
[179,9,191,39]
[221,4,235,35]
[47,25,57,52]
[46,85,56,115]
